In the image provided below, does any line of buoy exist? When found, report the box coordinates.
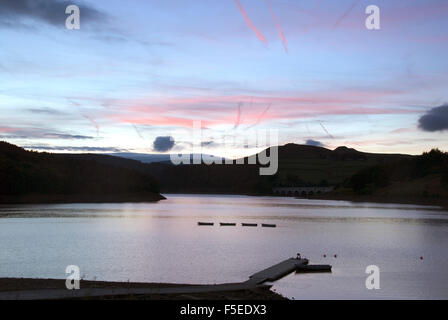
[197,222,214,226]
[321,254,425,261]
[261,223,276,228]
[197,222,276,228]
[242,223,258,227]
[321,254,338,258]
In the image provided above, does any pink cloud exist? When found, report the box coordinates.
[263,1,448,40]
[0,127,20,133]
[106,87,419,129]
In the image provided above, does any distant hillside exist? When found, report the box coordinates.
[106,152,172,164]
[5,141,438,204]
[143,143,412,194]
[346,148,448,199]
[0,142,164,203]
[107,152,228,164]
[263,143,411,187]
[146,161,266,194]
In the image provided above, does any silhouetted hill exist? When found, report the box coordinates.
[4,141,435,202]
[347,148,448,198]
[276,143,409,161]
[143,143,412,194]
[0,141,164,203]
[252,143,410,187]
[147,162,267,194]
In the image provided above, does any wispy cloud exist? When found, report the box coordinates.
[0,126,94,140]
[23,145,125,152]
[111,86,417,129]
[26,107,66,115]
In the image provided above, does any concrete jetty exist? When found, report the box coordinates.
[246,258,309,284]
[296,264,332,273]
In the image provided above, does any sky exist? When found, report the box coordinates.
[0,0,447,157]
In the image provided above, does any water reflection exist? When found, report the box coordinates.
[0,194,447,299]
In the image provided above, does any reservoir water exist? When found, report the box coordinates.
[1,194,447,299]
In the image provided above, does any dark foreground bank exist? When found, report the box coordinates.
[0,278,285,300]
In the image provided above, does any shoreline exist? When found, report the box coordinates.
[162,191,448,210]
[0,278,285,300]
[303,193,448,210]
[0,192,166,204]
[1,191,446,210]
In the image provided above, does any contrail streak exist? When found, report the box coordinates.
[333,0,361,29]
[267,0,288,53]
[319,121,334,138]
[132,124,145,140]
[246,104,271,130]
[234,0,267,44]
[234,102,243,129]
[83,114,99,136]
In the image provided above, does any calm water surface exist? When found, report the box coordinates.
[1,194,448,299]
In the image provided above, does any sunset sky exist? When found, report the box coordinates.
[1,0,447,157]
